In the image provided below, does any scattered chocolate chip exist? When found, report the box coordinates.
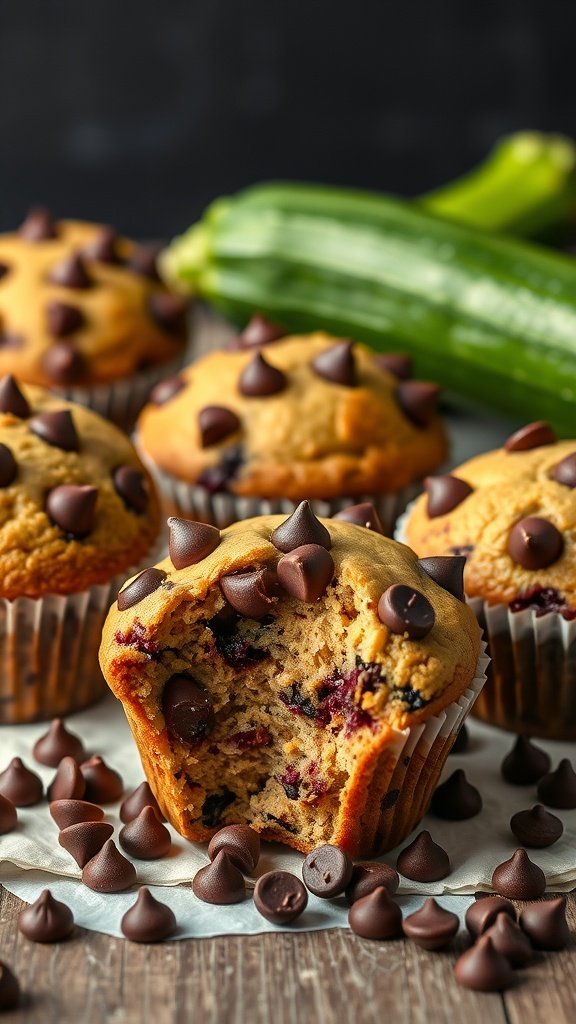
[192,850,245,904]
[150,375,186,406]
[119,806,171,860]
[537,758,576,809]
[510,804,563,848]
[465,896,516,937]
[240,314,285,347]
[402,897,459,950]
[424,475,473,518]
[149,292,188,332]
[113,466,149,514]
[501,735,551,785]
[253,870,308,924]
[520,897,570,950]
[221,568,281,618]
[0,757,43,806]
[0,332,23,349]
[19,206,56,241]
[271,501,332,553]
[312,341,357,386]
[277,543,335,602]
[46,485,97,538]
[29,409,79,452]
[82,838,137,892]
[0,444,17,488]
[42,342,88,385]
[302,844,353,898]
[117,567,167,610]
[0,375,30,418]
[208,824,261,874]
[120,782,164,824]
[239,352,286,397]
[450,722,469,754]
[430,769,482,820]
[18,889,74,943]
[45,300,85,337]
[49,799,104,830]
[33,718,86,767]
[491,848,546,900]
[454,935,513,992]
[396,830,450,882]
[552,452,576,488]
[508,516,564,570]
[0,961,20,1010]
[345,862,400,905]
[121,887,177,942]
[484,913,533,967]
[504,421,556,452]
[168,517,220,569]
[348,886,403,940]
[80,755,123,804]
[0,794,17,835]
[375,352,413,380]
[198,405,241,447]
[418,555,466,602]
[162,674,215,745]
[0,263,8,281]
[378,584,435,639]
[59,821,114,867]
[83,226,120,264]
[397,380,440,427]
[333,502,383,533]
[128,244,163,281]
[49,253,91,289]
[47,756,86,802]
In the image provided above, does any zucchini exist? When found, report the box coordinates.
[163,183,576,435]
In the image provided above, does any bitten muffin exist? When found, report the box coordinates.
[403,420,576,738]
[0,374,161,723]
[100,504,482,856]
[136,324,448,533]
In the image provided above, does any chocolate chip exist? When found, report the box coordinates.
[0,794,17,835]
[19,206,56,241]
[80,755,124,804]
[312,340,357,386]
[83,226,121,264]
[49,253,91,289]
[220,568,281,618]
[42,343,88,385]
[49,799,104,830]
[520,896,570,950]
[424,475,473,518]
[504,420,556,452]
[465,896,516,937]
[121,887,177,942]
[46,485,97,538]
[192,850,246,904]
[253,870,308,924]
[238,352,287,397]
[348,886,403,940]
[240,314,285,347]
[345,862,399,905]
[82,838,137,892]
[120,782,165,824]
[484,913,533,967]
[113,466,149,514]
[450,722,469,754]
[58,821,114,867]
[167,517,220,569]
[0,444,17,488]
[375,352,413,380]
[117,567,167,610]
[0,375,30,418]
[119,806,172,860]
[491,848,546,900]
[150,375,186,406]
[29,409,79,451]
[333,502,383,533]
[277,543,335,602]
[198,405,241,447]
[271,501,332,552]
[510,804,563,847]
[47,756,86,802]
[0,962,19,1011]
[378,584,435,638]
[552,452,576,488]
[454,935,513,992]
[430,769,482,820]
[302,844,353,898]
[128,245,163,281]
[34,719,86,768]
[0,263,9,282]
[208,824,261,874]
[0,757,43,806]
[537,758,576,809]
[501,735,551,785]
[508,516,564,570]
[402,897,459,950]
[396,830,450,882]
[418,555,466,601]
[18,890,74,943]
[149,292,188,332]
[0,332,23,350]
[162,674,215,745]
[45,300,85,337]
[397,380,440,426]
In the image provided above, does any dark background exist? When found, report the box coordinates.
[1,0,575,239]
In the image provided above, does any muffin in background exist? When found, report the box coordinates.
[402,420,576,739]
[0,375,161,723]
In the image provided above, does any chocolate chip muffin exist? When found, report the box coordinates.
[403,420,576,738]
[100,503,484,856]
[0,374,161,723]
[0,209,188,426]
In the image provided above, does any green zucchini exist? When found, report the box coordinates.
[163,183,576,435]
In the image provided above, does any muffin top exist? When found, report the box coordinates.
[0,375,160,598]
[0,209,188,388]
[404,421,576,614]
[137,325,447,500]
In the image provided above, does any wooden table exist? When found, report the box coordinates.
[1,886,574,1023]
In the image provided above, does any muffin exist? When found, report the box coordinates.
[402,420,576,739]
[0,374,161,723]
[136,323,448,534]
[99,504,484,856]
[0,208,188,427]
